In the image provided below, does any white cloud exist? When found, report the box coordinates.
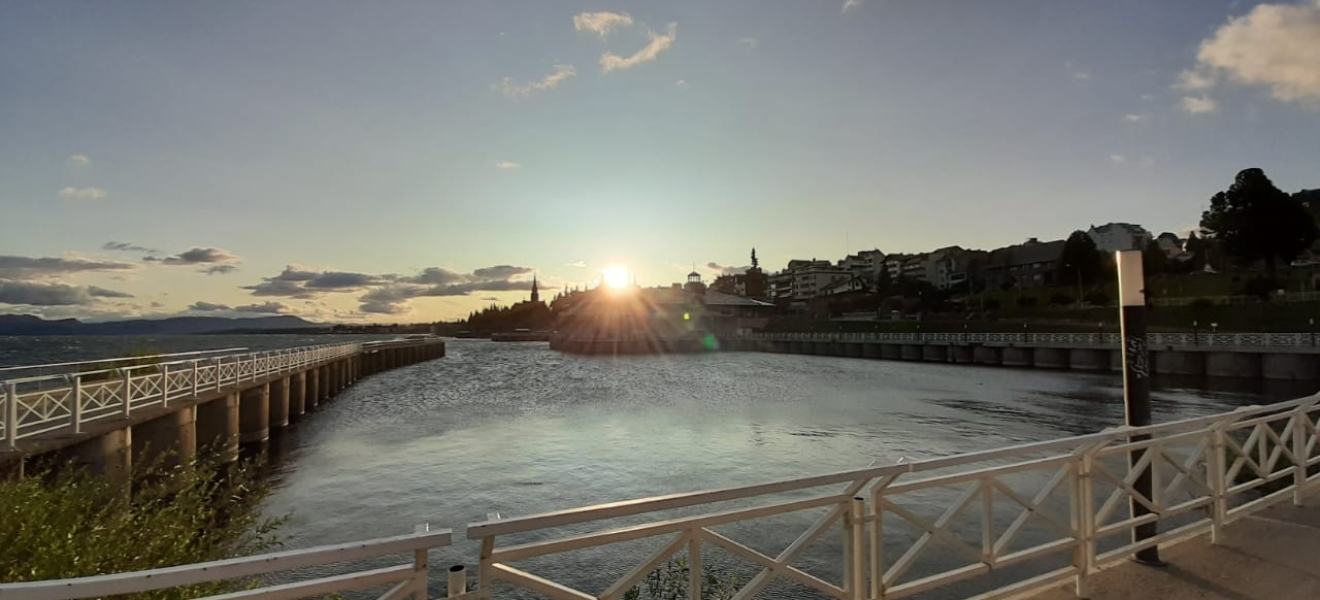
[573,11,634,37]
[738,37,758,50]
[566,261,587,268]
[1072,70,1091,81]
[1123,113,1145,123]
[601,23,677,72]
[1173,68,1217,91]
[676,79,687,87]
[68,154,90,166]
[842,0,866,12]
[495,64,577,98]
[1110,154,1127,164]
[1141,93,1155,101]
[1189,0,1320,106]
[1138,156,1156,168]
[494,161,522,169]
[57,186,107,200]
[1180,95,1219,114]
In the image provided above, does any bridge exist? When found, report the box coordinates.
[725,331,1320,380]
[0,337,445,479]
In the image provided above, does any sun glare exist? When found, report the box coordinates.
[602,265,630,289]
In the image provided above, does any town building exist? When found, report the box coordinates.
[1087,223,1153,254]
[983,238,1067,289]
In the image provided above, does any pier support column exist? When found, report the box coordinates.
[1109,350,1124,373]
[1033,347,1068,369]
[951,346,974,364]
[239,384,270,445]
[1002,346,1034,367]
[1068,348,1109,372]
[1206,352,1261,379]
[901,345,922,361]
[974,346,1002,365]
[880,344,900,360]
[306,368,320,409]
[290,372,306,420]
[132,407,196,468]
[863,343,881,359]
[1152,351,1205,376]
[270,377,290,430]
[1262,353,1318,380]
[922,345,948,362]
[195,392,239,462]
[57,427,131,480]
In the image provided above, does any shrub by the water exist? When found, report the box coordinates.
[0,452,282,598]
[622,559,742,600]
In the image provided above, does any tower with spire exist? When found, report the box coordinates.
[530,274,540,303]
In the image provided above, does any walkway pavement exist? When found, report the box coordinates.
[1025,490,1320,600]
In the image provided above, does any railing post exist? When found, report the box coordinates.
[1210,425,1228,544]
[71,374,83,434]
[1072,451,1095,598]
[448,564,467,599]
[160,364,170,408]
[215,358,224,392]
[121,369,133,419]
[688,530,702,600]
[1293,402,1313,507]
[192,360,200,398]
[5,381,18,449]
[845,496,866,600]
[413,524,431,600]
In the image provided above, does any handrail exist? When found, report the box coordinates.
[742,331,1320,349]
[0,527,452,600]
[1,338,444,448]
[0,348,249,374]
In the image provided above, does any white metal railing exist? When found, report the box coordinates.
[746,331,1320,349]
[465,395,1320,600]
[0,526,454,600]
[0,338,443,449]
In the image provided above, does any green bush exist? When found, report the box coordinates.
[0,452,283,599]
[623,559,742,600]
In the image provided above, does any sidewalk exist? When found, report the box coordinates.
[1025,491,1320,600]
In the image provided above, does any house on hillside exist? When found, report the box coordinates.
[1087,223,1153,254]
[983,238,1067,289]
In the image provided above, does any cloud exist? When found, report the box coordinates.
[494,161,522,169]
[0,281,130,306]
[676,79,687,87]
[496,64,577,98]
[738,37,758,50]
[102,241,160,254]
[1180,95,1219,114]
[303,271,380,289]
[566,261,587,268]
[58,187,108,200]
[472,265,532,280]
[203,264,238,275]
[87,286,133,299]
[244,279,316,298]
[601,23,677,72]
[146,247,240,265]
[1123,113,1145,123]
[706,261,748,276]
[0,255,138,279]
[842,0,866,11]
[68,154,90,166]
[480,296,500,301]
[235,301,288,314]
[1173,68,1217,91]
[359,285,423,314]
[189,301,231,312]
[573,11,633,37]
[1110,154,1127,164]
[1138,156,1156,168]
[1071,70,1091,81]
[1188,0,1320,106]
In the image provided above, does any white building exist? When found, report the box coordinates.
[1087,223,1153,254]
[792,264,853,300]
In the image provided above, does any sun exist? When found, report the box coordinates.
[602,265,630,289]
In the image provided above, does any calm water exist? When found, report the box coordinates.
[250,339,1314,598]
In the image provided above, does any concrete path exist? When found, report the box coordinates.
[1025,492,1320,600]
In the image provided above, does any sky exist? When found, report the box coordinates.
[1,0,1318,323]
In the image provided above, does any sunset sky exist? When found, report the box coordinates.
[2,0,1318,322]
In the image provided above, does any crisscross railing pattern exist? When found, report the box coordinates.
[2,339,442,448]
[467,395,1320,600]
[747,331,1317,349]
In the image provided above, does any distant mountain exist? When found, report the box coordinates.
[0,314,322,336]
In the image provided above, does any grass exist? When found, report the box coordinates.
[622,559,742,600]
[0,450,283,599]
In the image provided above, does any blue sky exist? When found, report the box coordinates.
[2,0,1318,322]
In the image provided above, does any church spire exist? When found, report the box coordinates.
[530,274,540,303]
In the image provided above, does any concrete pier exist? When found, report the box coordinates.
[1033,348,1068,369]
[239,383,270,445]
[1263,353,1318,380]
[922,345,948,362]
[270,377,290,429]
[901,345,922,361]
[290,372,306,419]
[195,393,239,461]
[1153,351,1206,376]
[132,407,196,468]
[974,346,1002,366]
[56,429,131,480]
[881,344,901,360]
[1206,352,1261,378]
[1002,347,1034,367]
[1068,348,1109,371]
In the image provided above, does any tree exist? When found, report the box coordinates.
[1200,168,1318,280]
[1142,239,1169,276]
[1058,230,1105,285]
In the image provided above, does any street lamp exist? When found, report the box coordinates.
[1193,320,1199,346]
